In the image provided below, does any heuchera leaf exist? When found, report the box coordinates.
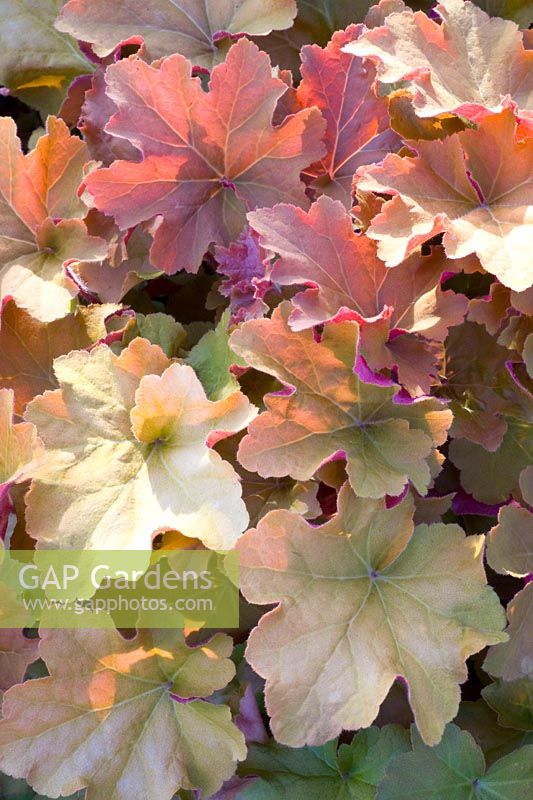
[247,196,469,394]
[83,38,326,274]
[377,724,533,800]
[0,116,108,321]
[24,338,256,550]
[56,0,297,68]
[484,583,533,680]
[237,483,506,746]
[387,89,467,143]
[230,302,452,498]
[449,419,532,504]
[237,726,410,799]
[0,626,246,798]
[0,0,92,115]
[356,110,533,292]
[296,25,401,206]
[482,678,533,732]
[215,227,272,325]
[187,310,245,400]
[121,312,187,359]
[346,0,533,124]
[443,321,522,452]
[78,65,141,167]
[486,504,533,578]
[483,486,533,682]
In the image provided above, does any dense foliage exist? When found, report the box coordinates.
[0,1,532,798]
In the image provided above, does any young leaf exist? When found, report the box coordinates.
[0,0,92,115]
[377,724,533,799]
[237,483,506,746]
[56,0,297,68]
[187,311,243,400]
[237,726,410,799]
[0,627,246,798]
[215,227,272,325]
[0,117,108,321]
[121,313,187,359]
[346,0,533,123]
[230,302,452,498]
[83,39,326,274]
[356,110,532,292]
[248,196,468,393]
[297,26,400,206]
[25,339,256,550]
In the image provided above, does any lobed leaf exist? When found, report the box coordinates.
[346,0,533,123]
[83,39,326,274]
[356,110,533,292]
[237,726,410,799]
[0,626,246,799]
[297,25,401,206]
[237,483,506,746]
[377,724,533,799]
[25,338,256,550]
[231,302,452,498]
[248,195,469,394]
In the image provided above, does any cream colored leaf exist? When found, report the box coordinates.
[346,0,532,121]
[25,338,256,551]
[487,505,533,578]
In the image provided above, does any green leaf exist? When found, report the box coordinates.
[122,312,187,358]
[188,311,246,401]
[239,726,410,799]
[377,724,533,799]
[483,679,533,732]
